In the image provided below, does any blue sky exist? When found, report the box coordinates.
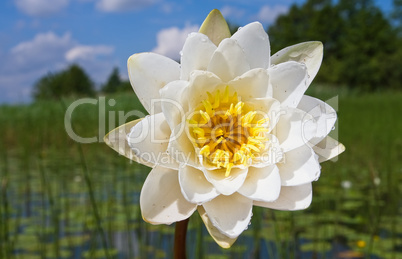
[0,0,394,104]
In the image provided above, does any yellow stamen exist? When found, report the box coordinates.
[188,87,271,177]
[216,136,224,144]
[213,90,220,108]
[193,127,204,136]
[233,151,243,162]
[199,145,210,156]
[235,102,244,114]
[222,85,230,103]
[200,110,211,122]
[188,119,198,125]
[247,144,260,152]
[202,100,213,115]
[257,117,270,125]
[225,163,233,177]
[215,128,224,136]
[253,127,269,134]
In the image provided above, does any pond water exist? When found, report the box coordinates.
[0,149,399,259]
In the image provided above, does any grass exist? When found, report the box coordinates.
[0,87,401,258]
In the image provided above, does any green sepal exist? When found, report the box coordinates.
[199,9,231,46]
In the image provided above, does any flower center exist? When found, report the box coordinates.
[187,86,270,177]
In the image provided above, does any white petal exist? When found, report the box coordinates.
[297,95,337,145]
[179,166,219,204]
[246,98,280,131]
[278,144,320,186]
[269,61,308,108]
[202,193,253,238]
[251,134,283,168]
[167,122,201,169]
[127,113,179,169]
[203,167,248,196]
[104,119,155,168]
[228,68,271,100]
[231,22,270,69]
[238,165,281,202]
[159,80,188,130]
[312,136,345,163]
[140,166,197,224]
[197,206,237,248]
[254,183,312,211]
[272,107,317,152]
[128,53,180,114]
[180,33,217,81]
[271,41,323,86]
[184,70,223,110]
[208,38,250,82]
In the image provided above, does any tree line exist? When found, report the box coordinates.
[33,0,402,100]
[33,65,131,100]
[267,0,402,91]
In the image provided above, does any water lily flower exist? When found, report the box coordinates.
[105,10,345,248]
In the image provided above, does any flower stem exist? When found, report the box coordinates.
[174,218,189,259]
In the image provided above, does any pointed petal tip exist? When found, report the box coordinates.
[104,119,156,168]
[103,119,139,153]
[217,239,234,249]
[127,53,139,67]
[310,41,324,57]
[315,41,323,47]
[309,41,323,47]
[198,206,238,248]
[338,142,346,155]
[141,215,154,225]
[313,136,345,163]
[199,9,231,46]
[209,9,223,16]
[103,133,110,145]
[127,52,152,72]
[271,41,324,86]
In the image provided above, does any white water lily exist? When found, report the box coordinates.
[105,10,345,248]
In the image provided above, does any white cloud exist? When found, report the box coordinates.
[0,32,116,103]
[152,24,199,61]
[10,32,73,73]
[66,45,114,61]
[14,0,69,17]
[96,0,158,12]
[221,6,246,20]
[254,5,288,24]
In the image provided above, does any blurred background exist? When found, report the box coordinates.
[0,0,401,258]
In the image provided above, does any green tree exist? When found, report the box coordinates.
[101,67,122,93]
[268,0,401,90]
[268,0,343,84]
[33,64,95,100]
[337,0,398,90]
[392,0,402,33]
